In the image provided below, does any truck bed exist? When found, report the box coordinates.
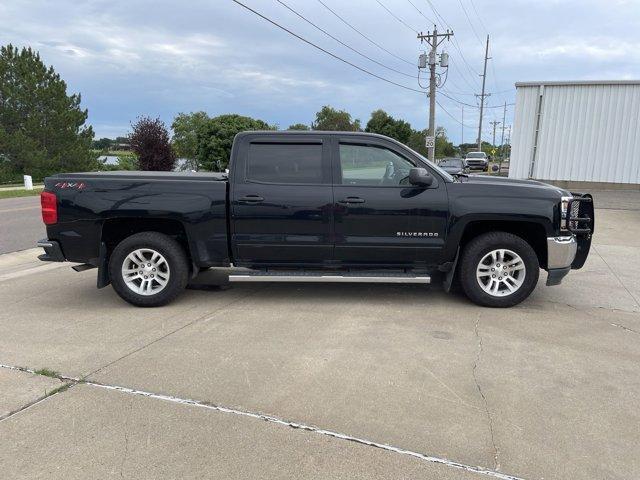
[43,170,230,268]
[50,170,228,182]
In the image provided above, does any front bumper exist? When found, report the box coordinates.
[545,235,577,286]
[37,239,65,262]
[467,163,487,170]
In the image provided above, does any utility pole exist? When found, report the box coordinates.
[461,106,464,145]
[500,102,507,155]
[499,101,507,171]
[418,26,453,162]
[476,34,490,152]
[490,120,501,147]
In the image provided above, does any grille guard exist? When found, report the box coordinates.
[567,195,594,235]
[567,193,594,269]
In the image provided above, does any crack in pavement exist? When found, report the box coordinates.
[0,378,75,422]
[83,286,267,381]
[0,363,527,480]
[119,403,132,479]
[592,245,640,308]
[473,315,500,472]
[611,323,640,335]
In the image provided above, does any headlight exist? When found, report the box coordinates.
[560,196,573,230]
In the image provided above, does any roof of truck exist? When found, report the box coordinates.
[237,130,391,137]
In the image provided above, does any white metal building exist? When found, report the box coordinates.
[509,80,640,185]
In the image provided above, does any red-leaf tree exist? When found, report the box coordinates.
[129,117,176,171]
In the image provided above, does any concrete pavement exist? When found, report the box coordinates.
[0,191,639,479]
[0,196,44,254]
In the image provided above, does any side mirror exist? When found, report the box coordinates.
[409,167,434,187]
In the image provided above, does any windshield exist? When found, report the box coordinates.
[466,152,485,158]
[439,159,463,167]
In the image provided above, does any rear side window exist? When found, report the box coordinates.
[247,143,324,184]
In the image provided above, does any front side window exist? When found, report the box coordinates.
[247,143,324,184]
[339,144,415,186]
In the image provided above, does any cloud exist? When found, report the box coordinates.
[509,38,640,62]
[0,0,638,142]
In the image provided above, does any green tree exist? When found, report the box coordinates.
[312,106,360,131]
[129,116,176,171]
[407,129,429,157]
[171,111,210,170]
[197,114,274,171]
[287,123,310,131]
[407,127,455,159]
[93,138,113,151]
[435,126,456,158]
[480,141,494,158]
[364,109,412,144]
[0,44,96,180]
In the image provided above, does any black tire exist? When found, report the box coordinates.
[459,231,539,308]
[108,232,189,307]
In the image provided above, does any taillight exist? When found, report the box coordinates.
[41,191,58,225]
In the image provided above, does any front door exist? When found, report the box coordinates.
[231,135,333,266]
[332,139,449,267]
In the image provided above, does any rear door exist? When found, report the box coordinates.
[230,134,333,266]
[332,136,449,267]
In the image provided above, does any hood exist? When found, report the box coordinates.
[460,175,570,196]
[441,166,465,174]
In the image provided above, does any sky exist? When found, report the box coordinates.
[1,0,639,145]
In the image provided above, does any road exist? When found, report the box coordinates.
[0,190,639,479]
[0,196,45,254]
[0,196,47,254]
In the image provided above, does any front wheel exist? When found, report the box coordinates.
[109,232,189,307]
[459,232,539,307]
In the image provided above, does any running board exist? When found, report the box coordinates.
[228,271,431,284]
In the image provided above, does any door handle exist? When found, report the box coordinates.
[238,195,264,203]
[338,197,365,204]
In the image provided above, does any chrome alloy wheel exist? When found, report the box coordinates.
[476,249,526,297]
[121,248,170,296]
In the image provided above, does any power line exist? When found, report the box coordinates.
[457,0,484,47]
[420,0,481,84]
[441,86,476,96]
[405,0,436,26]
[468,0,488,35]
[439,87,513,109]
[233,1,507,113]
[276,0,417,79]
[316,0,415,67]
[423,0,448,27]
[231,0,425,93]
[437,99,473,129]
[375,0,419,33]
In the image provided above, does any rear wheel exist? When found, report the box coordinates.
[109,232,189,307]
[459,231,539,307]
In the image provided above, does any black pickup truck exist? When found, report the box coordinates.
[38,131,594,308]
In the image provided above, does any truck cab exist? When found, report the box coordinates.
[37,131,594,308]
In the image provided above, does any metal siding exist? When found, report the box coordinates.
[510,82,640,184]
[509,86,539,179]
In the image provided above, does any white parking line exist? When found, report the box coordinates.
[0,206,40,214]
[0,363,526,480]
[0,262,69,282]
